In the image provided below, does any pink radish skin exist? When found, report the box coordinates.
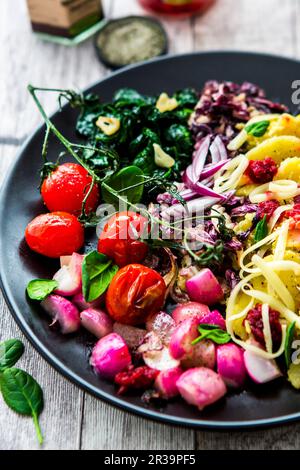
[80,308,113,338]
[113,323,147,350]
[72,292,104,311]
[186,269,224,306]
[217,344,246,388]
[41,294,80,334]
[172,302,210,324]
[244,350,282,384]
[90,333,131,379]
[177,367,227,410]
[155,367,183,398]
[181,339,216,370]
[53,252,84,296]
[146,311,176,344]
[169,317,200,360]
[199,310,226,330]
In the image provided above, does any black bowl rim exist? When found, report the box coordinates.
[1,50,300,430]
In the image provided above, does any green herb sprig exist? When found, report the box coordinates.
[245,120,270,137]
[254,215,268,242]
[0,339,44,445]
[191,324,231,345]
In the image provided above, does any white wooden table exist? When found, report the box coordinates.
[1,0,300,450]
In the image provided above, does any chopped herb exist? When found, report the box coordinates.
[26,279,58,301]
[82,251,118,302]
[285,321,296,367]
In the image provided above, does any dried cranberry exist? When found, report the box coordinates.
[286,204,300,230]
[244,304,282,350]
[257,200,280,221]
[245,157,278,184]
[115,365,159,395]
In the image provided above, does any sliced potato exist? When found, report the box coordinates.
[275,157,300,183]
[246,136,300,163]
[288,363,300,389]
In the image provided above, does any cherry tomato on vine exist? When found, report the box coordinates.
[25,211,84,258]
[105,264,166,325]
[97,211,149,267]
[41,163,99,216]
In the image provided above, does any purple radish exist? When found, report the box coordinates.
[181,339,216,369]
[41,294,80,334]
[186,269,224,306]
[90,333,131,379]
[80,308,113,338]
[217,343,246,388]
[172,302,210,324]
[176,367,227,410]
[169,317,200,360]
[53,252,84,296]
[154,367,183,398]
[244,350,282,384]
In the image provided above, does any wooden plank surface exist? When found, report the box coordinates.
[0,0,299,450]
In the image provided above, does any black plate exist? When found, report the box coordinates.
[1,51,300,429]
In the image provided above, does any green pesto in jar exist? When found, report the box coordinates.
[95,16,168,68]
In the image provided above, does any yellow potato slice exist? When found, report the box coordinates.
[275,157,300,183]
[246,136,300,164]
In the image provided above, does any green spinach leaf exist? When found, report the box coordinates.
[254,215,268,243]
[82,251,118,302]
[0,339,24,371]
[245,120,270,137]
[102,165,145,206]
[0,368,44,444]
[26,279,58,301]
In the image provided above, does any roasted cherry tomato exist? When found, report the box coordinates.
[106,264,166,325]
[25,211,84,258]
[98,211,149,267]
[41,163,99,216]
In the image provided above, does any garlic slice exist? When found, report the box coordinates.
[156,92,178,113]
[96,116,120,135]
[153,143,175,168]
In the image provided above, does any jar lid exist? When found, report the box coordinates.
[94,16,168,69]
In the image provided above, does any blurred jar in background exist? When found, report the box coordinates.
[138,0,215,17]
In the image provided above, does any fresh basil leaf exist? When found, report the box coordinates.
[245,120,270,137]
[285,321,296,367]
[101,165,144,207]
[0,339,24,371]
[0,368,44,444]
[254,215,268,243]
[192,324,231,345]
[26,279,58,301]
[82,251,118,302]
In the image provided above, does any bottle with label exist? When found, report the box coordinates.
[26,0,105,45]
[138,0,215,17]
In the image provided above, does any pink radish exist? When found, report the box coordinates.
[143,346,180,371]
[172,302,210,324]
[113,323,147,350]
[154,367,183,398]
[90,333,131,379]
[186,269,224,306]
[80,308,113,338]
[169,317,200,360]
[146,311,176,344]
[41,294,80,334]
[72,292,104,310]
[244,350,282,384]
[53,252,84,296]
[199,310,226,330]
[177,367,227,410]
[181,339,216,369]
[217,344,246,388]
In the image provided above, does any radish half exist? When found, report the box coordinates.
[244,350,282,384]
[53,252,84,296]
[186,269,224,306]
[41,294,80,334]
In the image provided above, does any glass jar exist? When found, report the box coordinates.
[138,0,215,17]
